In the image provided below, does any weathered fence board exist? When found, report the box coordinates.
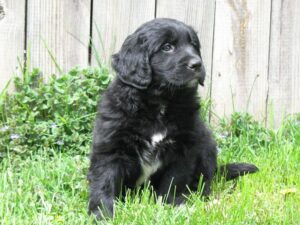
[0,0,25,90]
[92,0,155,66]
[211,0,271,122]
[0,0,299,126]
[27,0,90,78]
[156,0,216,99]
[267,0,300,127]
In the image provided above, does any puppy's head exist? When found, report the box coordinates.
[112,18,205,90]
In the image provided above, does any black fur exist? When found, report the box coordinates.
[88,18,258,219]
[219,163,258,181]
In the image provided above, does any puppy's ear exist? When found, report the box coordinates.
[112,33,152,89]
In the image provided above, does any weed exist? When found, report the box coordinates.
[0,67,111,158]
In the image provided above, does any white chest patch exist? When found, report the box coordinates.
[135,131,167,186]
[136,159,161,186]
[151,131,167,146]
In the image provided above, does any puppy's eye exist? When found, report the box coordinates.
[161,43,175,52]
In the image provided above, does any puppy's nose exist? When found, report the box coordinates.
[187,58,202,71]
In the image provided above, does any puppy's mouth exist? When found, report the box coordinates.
[170,67,205,87]
[167,73,201,87]
[193,67,206,86]
[185,63,206,86]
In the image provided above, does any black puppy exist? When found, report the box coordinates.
[88,18,258,219]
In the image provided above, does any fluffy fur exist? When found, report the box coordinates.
[88,18,258,219]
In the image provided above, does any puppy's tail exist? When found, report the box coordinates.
[218,163,259,181]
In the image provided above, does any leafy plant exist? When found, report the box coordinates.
[199,97,211,123]
[214,112,276,160]
[0,67,112,158]
[277,114,300,146]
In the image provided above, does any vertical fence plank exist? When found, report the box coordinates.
[267,0,300,127]
[156,0,216,99]
[27,0,90,78]
[211,0,271,122]
[0,0,25,90]
[91,0,155,66]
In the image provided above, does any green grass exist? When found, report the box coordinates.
[1,115,299,224]
[0,62,299,224]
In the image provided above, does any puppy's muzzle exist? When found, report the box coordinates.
[187,58,202,72]
[198,66,206,86]
[186,57,206,86]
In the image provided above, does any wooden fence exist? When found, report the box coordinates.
[0,0,299,126]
